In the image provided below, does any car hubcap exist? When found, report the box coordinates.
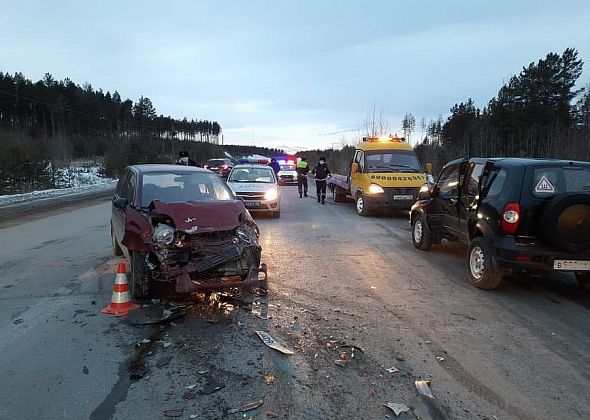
[470,247,485,279]
[414,220,423,243]
[357,197,364,213]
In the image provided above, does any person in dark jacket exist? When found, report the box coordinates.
[312,156,331,204]
[296,157,310,198]
[269,158,280,176]
[176,150,197,166]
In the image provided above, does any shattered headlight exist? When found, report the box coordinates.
[153,223,175,246]
[235,226,254,244]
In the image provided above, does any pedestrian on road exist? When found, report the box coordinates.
[269,158,281,176]
[296,157,310,198]
[176,150,198,166]
[312,156,331,204]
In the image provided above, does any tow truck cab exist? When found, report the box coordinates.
[332,136,426,215]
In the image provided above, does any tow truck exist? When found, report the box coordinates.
[327,135,426,216]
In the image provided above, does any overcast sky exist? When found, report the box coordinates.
[2,0,590,149]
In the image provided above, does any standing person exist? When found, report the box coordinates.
[425,162,435,188]
[176,150,197,166]
[312,156,331,204]
[269,158,280,176]
[296,157,309,198]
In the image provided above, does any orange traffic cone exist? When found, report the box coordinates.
[101,262,140,316]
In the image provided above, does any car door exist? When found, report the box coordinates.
[428,164,460,235]
[350,150,365,196]
[112,169,136,247]
[458,162,485,240]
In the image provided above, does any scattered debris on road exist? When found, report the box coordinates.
[128,304,186,325]
[386,366,400,374]
[185,384,197,390]
[263,374,277,384]
[228,399,264,414]
[383,402,410,416]
[266,411,279,418]
[202,375,225,395]
[163,408,184,417]
[436,356,445,362]
[255,330,294,355]
[415,380,435,398]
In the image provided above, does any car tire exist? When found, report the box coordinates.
[412,214,432,250]
[111,225,123,256]
[130,251,150,299]
[575,272,590,291]
[467,237,503,290]
[356,193,370,216]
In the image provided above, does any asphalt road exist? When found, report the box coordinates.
[0,186,588,419]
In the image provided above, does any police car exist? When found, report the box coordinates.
[277,158,298,185]
[226,160,281,218]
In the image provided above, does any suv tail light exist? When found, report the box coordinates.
[501,202,520,234]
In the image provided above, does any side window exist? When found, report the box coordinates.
[485,169,507,197]
[357,151,365,172]
[465,163,485,196]
[353,151,363,172]
[116,170,130,197]
[437,165,460,199]
[121,173,136,202]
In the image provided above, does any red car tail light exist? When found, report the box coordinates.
[501,202,520,234]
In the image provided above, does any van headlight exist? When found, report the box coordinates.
[368,183,384,194]
[153,224,175,245]
[264,188,278,200]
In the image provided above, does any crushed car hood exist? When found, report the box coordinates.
[150,200,244,233]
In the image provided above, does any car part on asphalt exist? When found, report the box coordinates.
[228,399,264,414]
[127,303,186,325]
[201,375,225,395]
[415,380,435,399]
[255,330,294,355]
[383,402,410,416]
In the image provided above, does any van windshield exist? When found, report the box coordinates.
[365,151,421,173]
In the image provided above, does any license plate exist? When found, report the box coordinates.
[393,194,413,200]
[553,259,590,271]
[245,201,261,208]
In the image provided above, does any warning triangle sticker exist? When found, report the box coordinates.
[535,176,555,193]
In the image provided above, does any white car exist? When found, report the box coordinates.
[277,164,298,185]
[227,164,281,218]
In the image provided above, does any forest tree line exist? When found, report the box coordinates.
[0,71,222,193]
[409,48,590,172]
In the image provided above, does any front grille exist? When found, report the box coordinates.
[235,192,266,200]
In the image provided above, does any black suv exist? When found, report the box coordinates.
[410,158,590,290]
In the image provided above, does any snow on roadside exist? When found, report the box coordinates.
[0,164,116,207]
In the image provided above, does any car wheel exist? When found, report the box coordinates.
[356,193,370,216]
[467,237,503,290]
[111,225,123,256]
[575,272,590,291]
[412,214,432,250]
[130,251,151,299]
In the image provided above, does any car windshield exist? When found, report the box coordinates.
[280,165,296,171]
[207,159,228,166]
[532,165,590,197]
[228,167,276,183]
[140,171,234,207]
[365,151,421,173]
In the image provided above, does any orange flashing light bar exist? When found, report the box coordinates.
[363,134,406,143]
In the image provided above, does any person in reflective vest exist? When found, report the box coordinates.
[296,157,309,198]
[312,156,331,204]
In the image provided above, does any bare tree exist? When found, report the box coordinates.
[402,113,416,143]
[362,103,389,137]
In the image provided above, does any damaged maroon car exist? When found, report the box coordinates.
[110,164,266,298]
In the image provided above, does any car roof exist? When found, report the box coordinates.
[128,164,209,173]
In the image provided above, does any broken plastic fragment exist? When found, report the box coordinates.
[415,380,435,399]
[386,366,400,374]
[163,408,183,417]
[263,374,277,384]
[185,384,197,390]
[202,375,225,395]
[255,331,294,355]
[139,338,151,344]
[436,356,445,362]
[228,399,264,414]
[334,359,346,368]
[383,402,410,416]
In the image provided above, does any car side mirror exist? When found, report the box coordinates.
[113,197,128,210]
